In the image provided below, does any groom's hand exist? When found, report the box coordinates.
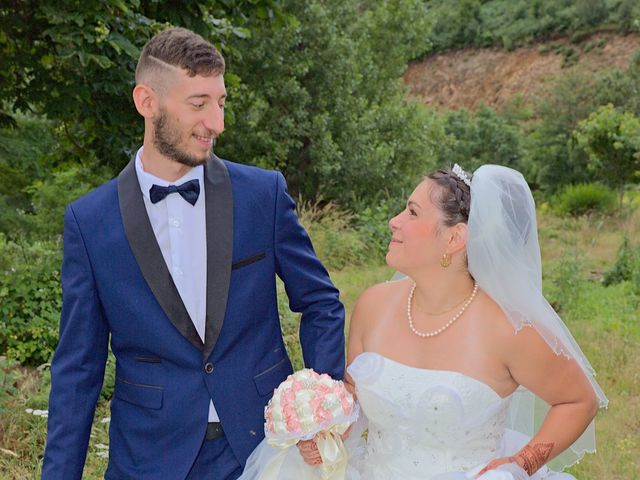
[297,438,322,466]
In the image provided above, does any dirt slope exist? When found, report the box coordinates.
[403,32,640,110]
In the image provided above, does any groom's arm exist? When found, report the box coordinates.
[272,172,345,379]
[42,204,109,480]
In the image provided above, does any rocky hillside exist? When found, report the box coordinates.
[404,32,640,110]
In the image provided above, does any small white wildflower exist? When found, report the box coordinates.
[25,408,34,414]
[100,417,111,424]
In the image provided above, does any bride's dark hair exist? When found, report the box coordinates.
[427,167,472,227]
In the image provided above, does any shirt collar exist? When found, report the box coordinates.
[135,146,205,201]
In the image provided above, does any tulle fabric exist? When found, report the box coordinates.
[466,165,607,469]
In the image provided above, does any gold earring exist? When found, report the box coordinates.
[440,253,452,268]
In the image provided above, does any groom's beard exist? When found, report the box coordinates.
[153,109,213,167]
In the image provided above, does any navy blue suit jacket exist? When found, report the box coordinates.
[42,156,345,479]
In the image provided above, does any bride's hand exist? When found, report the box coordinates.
[475,458,529,479]
[297,438,322,466]
[476,457,511,476]
[341,424,353,441]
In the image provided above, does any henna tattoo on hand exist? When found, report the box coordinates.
[509,442,554,475]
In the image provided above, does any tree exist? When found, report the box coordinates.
[574,104,640,206]
[218,0,446,209]
[525,71,599,192]
[0,0,280,169]
[437,105,523,174]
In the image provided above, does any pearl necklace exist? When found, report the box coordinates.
[407,282,479,338]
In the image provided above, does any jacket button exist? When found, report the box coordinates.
[204,362,214,374]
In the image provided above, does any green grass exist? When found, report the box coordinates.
[1,206,638,479]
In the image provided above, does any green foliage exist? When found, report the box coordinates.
[276,279,303,372]
[603,236,640,287]
[547,249,586,313]
[219,0,444,210]
[574,104,640,204]
[355,198,404,261]
[0,0,281,169]
[525,71,600,191]
[0,236,62,366]
[23,165,109,239]
[416,0,640,57]
[0,356,20,408]
[298,200,372,270]
[594,51,640,117]
[554,183,617,216]
[438,105,523,173]
[100,350,116,401]
[0,114,55,236]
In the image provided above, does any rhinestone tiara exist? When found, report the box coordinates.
[452,163,472,187]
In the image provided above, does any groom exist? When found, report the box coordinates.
[42,27,345,479]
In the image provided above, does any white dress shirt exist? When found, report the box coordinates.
[135,147,219,422]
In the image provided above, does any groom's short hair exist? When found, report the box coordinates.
[135,27,225,89]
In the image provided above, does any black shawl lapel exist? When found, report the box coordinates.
[117,159,204,351]
[202,155,233,360]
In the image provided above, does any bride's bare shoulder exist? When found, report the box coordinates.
[351,277,410,320]
[472,290,516,337]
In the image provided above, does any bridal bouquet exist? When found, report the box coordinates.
[266,368,358,446]
[240,368,359,480]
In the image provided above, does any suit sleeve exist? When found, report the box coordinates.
[273,172,345,379]
[42,205,109,480]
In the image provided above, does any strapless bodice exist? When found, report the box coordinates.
[347,352,513,479]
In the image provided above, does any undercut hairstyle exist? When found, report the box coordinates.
[427,167,472,227]
[135,27,225,88]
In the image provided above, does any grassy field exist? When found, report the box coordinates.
[1,204,639,479]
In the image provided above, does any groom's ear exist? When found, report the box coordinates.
[132,84,156,119]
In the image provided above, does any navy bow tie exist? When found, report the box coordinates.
[149,179,200,206]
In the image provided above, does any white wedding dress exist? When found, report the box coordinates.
[239,351,578,480]
[345,352,576,480]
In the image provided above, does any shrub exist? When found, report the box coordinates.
[276,280,303,371]
[547,250,586,313]
[603,236,640,287]
[0,236,62,366]
[297,200,372,270]
[23,165,108,240]
[555,183,616,216]
[355,198,404,261]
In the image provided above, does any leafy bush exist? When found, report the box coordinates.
[438,105,524,174]
[554,183,616,216]
[547,250,585,313]
[0,114,55,237]
[355,198,404,261]
[0,356,20,408]
[276,280,303,372]
[297,200,372,270]
[23,165,108,239]
[417,0,637,57]
[0,236,62,366]
[574,104,640,206]
[603,236,640,287]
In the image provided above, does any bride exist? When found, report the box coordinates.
[244,164,607,479]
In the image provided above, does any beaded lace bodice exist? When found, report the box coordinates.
[347,352,513,480]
